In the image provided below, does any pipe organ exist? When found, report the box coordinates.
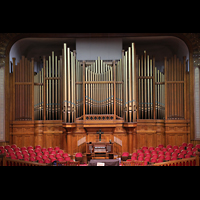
[11,42,188,123]
[10,41,189,153]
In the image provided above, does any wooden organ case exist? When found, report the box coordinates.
[9,41,191,155]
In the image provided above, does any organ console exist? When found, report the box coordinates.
[86,142,114,160]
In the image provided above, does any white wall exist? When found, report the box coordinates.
[76,38,122,60]
[0,66,5,141]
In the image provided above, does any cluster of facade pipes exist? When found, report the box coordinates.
[138,51,165,119]
[33,42,171,123]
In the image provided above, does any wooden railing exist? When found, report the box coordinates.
[0,155,80,166]
[121,160,145,166]
[2,158,49,166]
[0,153,6,166]
[151,152,199,166]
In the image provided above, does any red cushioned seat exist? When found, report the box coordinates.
[195,144,200,149]
[149,147,155,151]
[131,156,137,161]
[38,159,44,163]
[182,142,187,147]
[158,155,165,160]
[50,150,56,155]
[43,151,49,156]
[7,148,14,153]
[151,150,157,155]
[34,149,41,153]
[62,153,69,158]
[64,156,71,161]
[145,153,151,158]
[0,146,4,151]
[185,154,191,158]
[132,152,137,157]
[13,147,20,152]
[21,147,27,151]
[138,153,144,157]
[181,150,187,155]
[27,146,33,150]
[57,150,64,155]
[30,153,36,157]
[56,153,62,158]
[0,149,8,154]
[150,158,157,163]
[142,146,148,151]
[44,159,51,164]
[54,146,60,151]
[187,147,192,151]
[144,157,150,162]
[48,147,53,152]
[158,151,164,155]
[137,149,143,154]
[157,158,163,163]
[15,151,22,156]
[187,151,193,156]
[49,154,56,159]
[168,148,174,153]
[23,154,29,159]
[17,155,23,159]
[11,144,17,149]
[165,152,171,156]
[41,148,47,152]
[151,154,158,159]
[175,149,181,154]
[166,145,172,149]
[179,146,185,150]
[57,157,64,162]
[165,155,171,161]
[162,148,167,152]
[172,145,178,150]
[9,152,15,157]
[5,145,11,150]
[138,156,143,161]
[178,153,184,158]
[144,150,150,154]
[75,152,83,157]
[171,152,178,157]
[75,152,83,162]
[50,158,57,162]
[171,156,177,161]
[37,152,43,157]
[36,156,42,161]
[42,155,48,160]
[187,143,193,148]
[30,157,36,162]
[155,147,161,151]
[28,149,34,154]
[35,145,41,150]
[11,155,17,159]
[158,144,164,148]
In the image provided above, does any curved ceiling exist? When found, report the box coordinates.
[9,35,189,73]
